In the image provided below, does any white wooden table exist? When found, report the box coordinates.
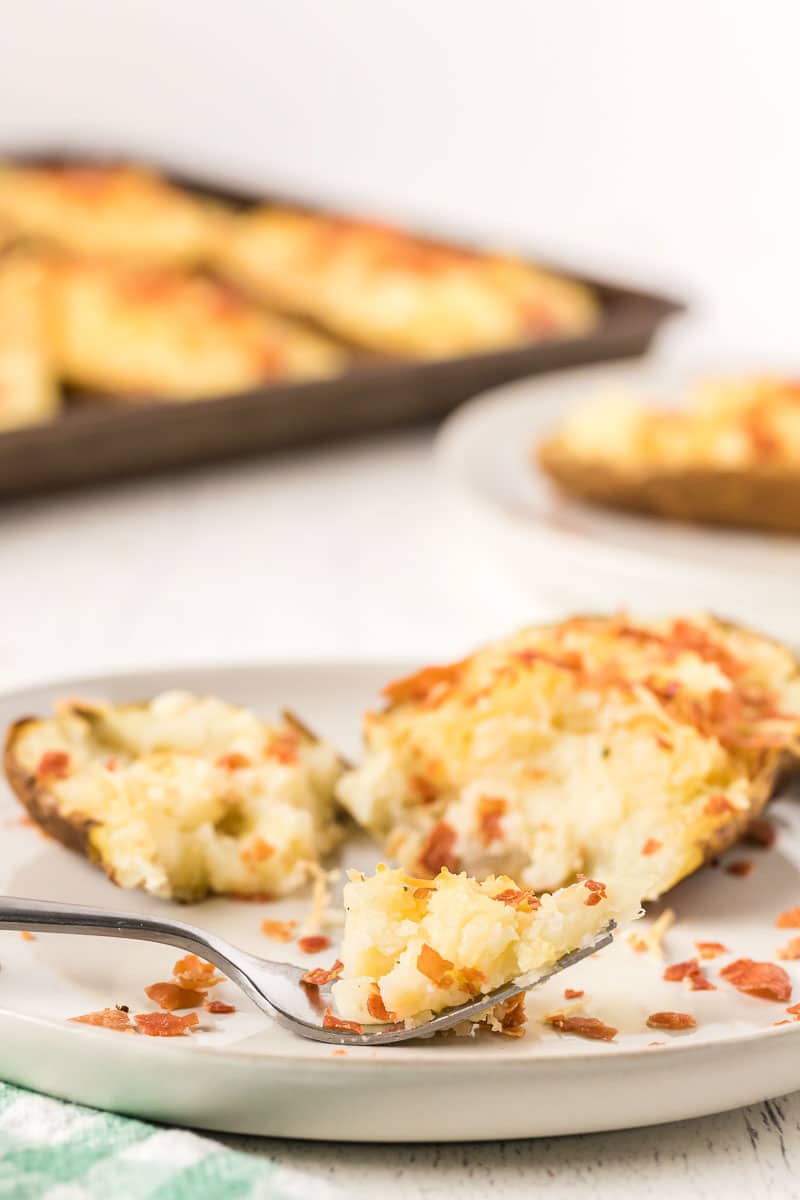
[2,427,797,1196]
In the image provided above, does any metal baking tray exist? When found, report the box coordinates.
[0,153,684,497]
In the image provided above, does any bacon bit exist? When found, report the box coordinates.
[302,959,344,987]
[704,794,734,816]
[70,1008,134,1032]
[228,891,275,903]
[744,818,776,849]
[366,983,397,1023]
[134,1011,199,1037]
[494,993,527,1038]
[323,1008,363,1034]
[332,1048,348,1056]
[545,1013,617,1041]
[786,1002,800,1017]
[105,757,118,771]
[36,750,71,779]
[641,838,662,856]
[297,935,331,955]
[417,943,455,986]
[264,733,298,766]
[774,1019,792,1026]
[720,958,792,1003]
[382,662,464,707]
[725,859,752,877]
[646,1011,697,1031]
[260,919,297,943]
[564,988,584,999]
[477,796,507,847]
[172,954,224,988]
[580,877,607,906]
[204,999,236,1014]
[408,773,439,804]
[19,931,35,942]
[493,887,541,912]
[240,837,275,865]
[145,982,205,1011]
[695,941,728,960]
[418,821,459,876]
[777,938,800,962]
[776,908,800,929]
[453,965,487,997]
[655,734,674,752]
[663,958,715,990]
[215,751,252,770]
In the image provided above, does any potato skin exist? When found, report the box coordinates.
[4,717,99,863]
[538,438,800,534]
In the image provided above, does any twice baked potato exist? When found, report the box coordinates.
[0,250,60,429]
[331,864,640,1030]
[0,163,226,267]
[221,208,598,358]
[537,376,800,534]
[4,692,346,901]
[336,615,800,901]
[44,255,347,399]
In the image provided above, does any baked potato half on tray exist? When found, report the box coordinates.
[4,691,345,901]
[537,376,800,534]
[336,615,800,902]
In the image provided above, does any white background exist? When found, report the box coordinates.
[0,1,797,682]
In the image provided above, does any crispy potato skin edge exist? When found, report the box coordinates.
[537,438,800,534]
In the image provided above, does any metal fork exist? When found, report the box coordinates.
[0,896,614,1045]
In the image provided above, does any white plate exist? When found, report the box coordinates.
[435,361,799,643]
[2,662,800,1143]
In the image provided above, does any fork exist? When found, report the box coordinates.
[0,896,614,1045]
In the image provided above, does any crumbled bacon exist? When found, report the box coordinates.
[204,999,236,1014]
[260,919,297,943]
[323,1008,363,1034]
[786,1002,800,1017]
[19,931,35,942]
[776,908,800,929]
[663,958,715,990]
[418,821,459,876]
[36,750,71,780]
[744,818,776,849]
[172,954,223,988]
[145,982,205,1011]
[382,662,464,707]
[493,993,527,1038]
[239,837,275,865]
[297,935,331,955]
[655,734,674,752]
[105,757,118,771]
[564,988,584,999]
[493,887,540,911]
[417,943,455,986]
[641,838,662,856]
[720,958,792,1003]
[646,1011,697,1030]
[408,773,439,804]
[579,877,607,906]
[366,983,397,1022]
[704,794,734,816]
[70,1007,134,1032]
[216,752,252,770]
[777,938,800,961]
[477,796,507,847]
[134,1011,199,1037]
[302,959,344,987]
[545,1013,617,1041]
[263,733,299,766]
[725,860,753,877]
[695,941,728,960]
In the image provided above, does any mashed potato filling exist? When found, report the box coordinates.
[336,616,800,900]
[9,691,344,901]
[332,865,642,1026]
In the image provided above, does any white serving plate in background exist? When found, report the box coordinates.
[1,662,800,1142]
[435,361,799,643]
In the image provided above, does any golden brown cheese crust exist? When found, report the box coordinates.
[0,164,226,266]
[221,208,598,357]
[44,255,346,399]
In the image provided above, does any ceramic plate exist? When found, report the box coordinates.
[434,361,799,643]
[1,662,800,1143]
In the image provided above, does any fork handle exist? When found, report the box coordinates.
[0,895,238,980]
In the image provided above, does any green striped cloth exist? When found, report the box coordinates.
[0,1082,303,1200]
